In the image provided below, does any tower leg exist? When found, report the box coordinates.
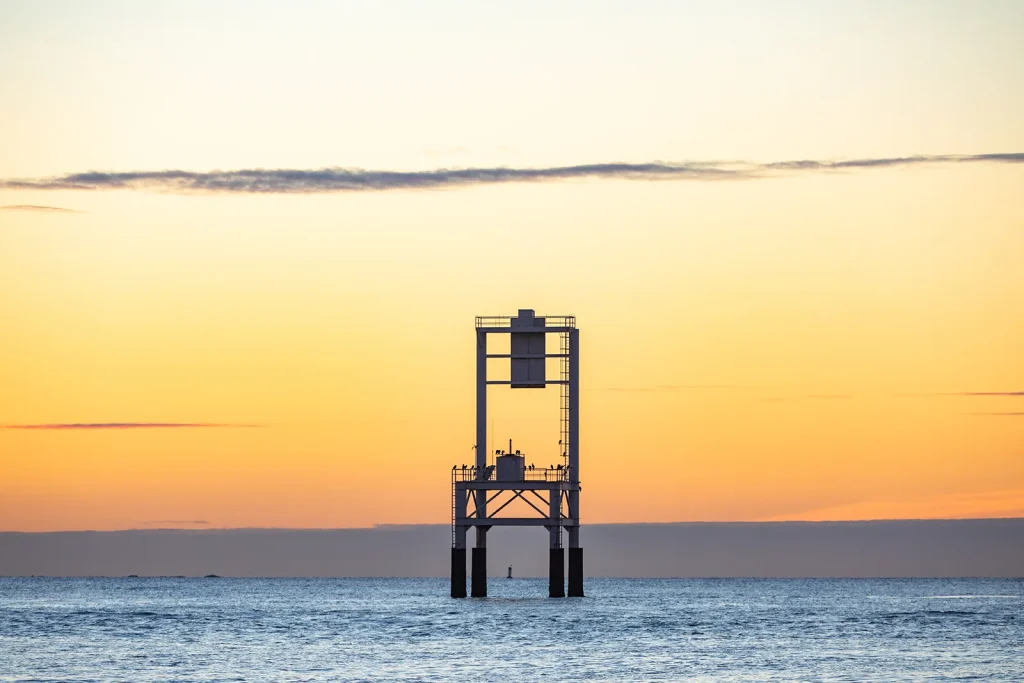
[568,547,584,597]
[471,547,487,597]
[549,547,565,597]
[451,548,466,598]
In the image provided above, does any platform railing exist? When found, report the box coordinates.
[475,315,576,329]
[451,465,572,483]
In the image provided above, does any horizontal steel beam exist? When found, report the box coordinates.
[456,517,579,527]
[486,380,568,385]
[456,481,570,491]
[485,353,568,359]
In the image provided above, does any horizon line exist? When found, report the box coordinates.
[4,516,1023,534]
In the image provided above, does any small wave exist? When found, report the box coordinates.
[877,610,981,619]
[921,595,1020,599]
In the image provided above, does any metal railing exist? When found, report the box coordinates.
[475,315,576,329]
[451,465,572,483]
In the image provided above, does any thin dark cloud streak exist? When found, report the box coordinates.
[897,391,1024,397]
[1,153,1020,195]
[1,204,82,213]
[762,153,1024,171]
[604,384,747,392]
[3,422,259,430]
[970,412,1024,416]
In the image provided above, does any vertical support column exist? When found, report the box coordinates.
[566,327,583,596]
[548,488,564,597]
[568,548,584,597]
[471,544,487,597]
[476,330,487,535]
[549,545,565,598]
[451,486,467,598]
[451,548,467,598]
[567,327,580,543]
[472,330,488,597]
[476,329,488,476]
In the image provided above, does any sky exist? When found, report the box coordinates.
[1,0,1022,532]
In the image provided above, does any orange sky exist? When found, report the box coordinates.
[1,1,1022,530]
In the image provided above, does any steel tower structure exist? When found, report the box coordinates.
[451,309,582,598]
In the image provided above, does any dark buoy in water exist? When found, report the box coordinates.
[507,565,512,579]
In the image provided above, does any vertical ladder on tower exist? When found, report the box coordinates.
[560,330,571,472]
[555,330,571,549]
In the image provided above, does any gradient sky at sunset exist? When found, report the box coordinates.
[2,0,1022,531]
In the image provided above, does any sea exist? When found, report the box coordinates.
[1,577,1022,681]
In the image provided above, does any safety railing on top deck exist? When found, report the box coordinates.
[475,315,576,329]
[451,465,572,483]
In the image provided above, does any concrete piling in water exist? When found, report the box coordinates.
[450,548,466,598]
[549,547,565,598]
[471,547,487,597]
[568,547,584,597]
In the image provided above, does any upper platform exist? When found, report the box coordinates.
[452,464,573,484]
[475,309,576,333]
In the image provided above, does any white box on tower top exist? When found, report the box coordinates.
[510,309,545,388]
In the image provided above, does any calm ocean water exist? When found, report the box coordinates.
[1,577,1022,681]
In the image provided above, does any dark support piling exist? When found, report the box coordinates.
[471,547,487,597]
[568,547,584,597]
[549,548,565,597]
[450,548,466,598]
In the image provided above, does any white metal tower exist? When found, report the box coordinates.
[451,309,582,598]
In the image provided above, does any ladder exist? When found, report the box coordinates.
[555,330,571,549]
[560,330,571,471]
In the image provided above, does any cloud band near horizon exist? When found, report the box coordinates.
[0,153,1020,195]
[3,423,259,430]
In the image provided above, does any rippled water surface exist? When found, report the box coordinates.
[1,578,1022,681]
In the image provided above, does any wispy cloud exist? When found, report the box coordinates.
[603,387,856,402]
[3,422,259,430]
[762,152,1023,171]
[1,153,1020,195]
[604,384,746,392]
[763,487,1024,522]
[898,391,1024,397]
[1,204,82,213]
[970,412,1024,417]
[141,520,209,525]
